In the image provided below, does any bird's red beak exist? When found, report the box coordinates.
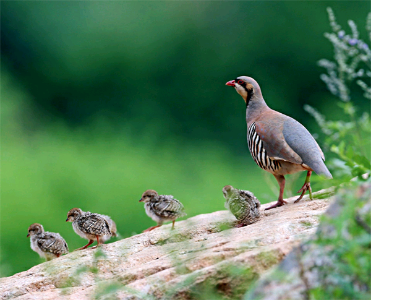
[226,80,235,87]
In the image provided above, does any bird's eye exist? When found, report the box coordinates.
[237,80,244,85]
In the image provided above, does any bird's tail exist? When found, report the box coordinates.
[314,161,333,179]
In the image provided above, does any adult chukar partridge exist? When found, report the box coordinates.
[27,223,69,260]
[226,76,332,210]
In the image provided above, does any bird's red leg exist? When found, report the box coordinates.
[295,171,313,203]
[56,254,60,258]
[143,225,161,233]
[92,236,101,249]
[77,240,94,250]
[265,175,288,210]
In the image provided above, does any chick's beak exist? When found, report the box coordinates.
[226,80,235,87]
[27,233,30,237]
[139,198,143,202]
[65,218,69,222]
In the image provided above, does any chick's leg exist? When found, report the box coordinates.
[143,224,161,233]
[77,240,94,250]
[92,236,102,249]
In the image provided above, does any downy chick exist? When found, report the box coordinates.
[66,208,116,250]
[27,223,69,260]
[139,190,186,232]
[222,185,261,227]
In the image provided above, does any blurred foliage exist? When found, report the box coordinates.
[305,7,371,184]
[305,10,371,298]
[308,181,371,300]
[1,0,370,280]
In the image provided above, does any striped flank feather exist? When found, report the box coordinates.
[247,122,281,172]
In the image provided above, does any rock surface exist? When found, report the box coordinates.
[0,191,334,300]
[244,182,371,300]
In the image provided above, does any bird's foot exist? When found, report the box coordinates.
[235,223,245,228]
[295,182,312,203]
[143,225,161,233]
[265,199,287,210]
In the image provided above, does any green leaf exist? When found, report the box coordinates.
[345,146,355,159]
[338,140,346,154]
[351,166,367,177]
[353,154,371,170]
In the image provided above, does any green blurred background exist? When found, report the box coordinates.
[1,1,370,276]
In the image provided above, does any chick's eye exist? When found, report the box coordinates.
[237,80,244,85]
